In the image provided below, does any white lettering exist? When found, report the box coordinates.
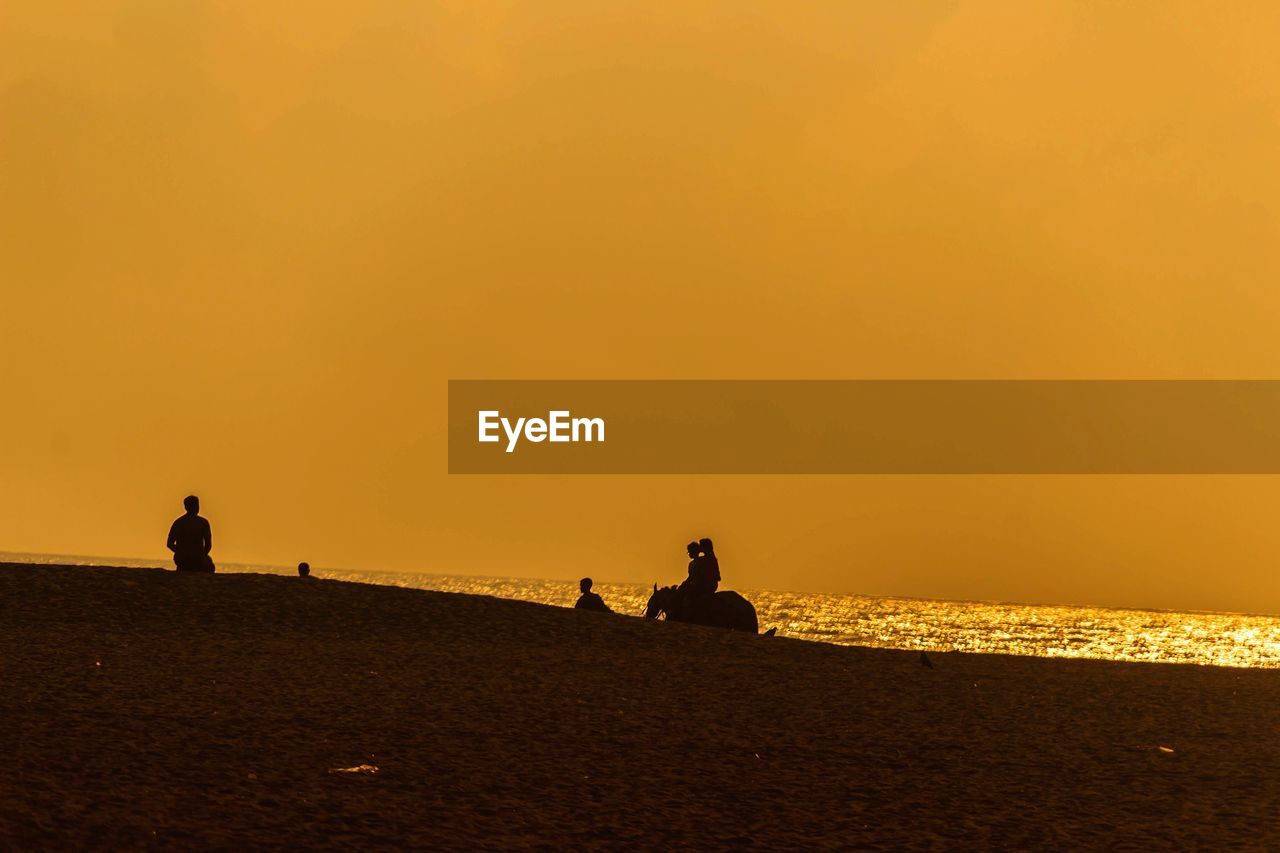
[549,410,571,442]
[573,416,605,443]
[501,416,526,453]
[478,410,606,453]
[478,410,500,443]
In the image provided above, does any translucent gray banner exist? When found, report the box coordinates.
[448,380,1280,474]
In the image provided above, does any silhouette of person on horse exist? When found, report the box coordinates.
[674,538,719,621]
[647,537,759,632]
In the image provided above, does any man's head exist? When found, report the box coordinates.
[183,495,199,514]
[686,541,700,558]
[698,537,714,554]
[580,577,593,594]
[298,562,310,578]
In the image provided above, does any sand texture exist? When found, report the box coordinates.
[3,563,1279,850]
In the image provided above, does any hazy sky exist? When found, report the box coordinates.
[4,2,1280,612]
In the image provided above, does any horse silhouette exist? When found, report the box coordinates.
[644,583,760,633]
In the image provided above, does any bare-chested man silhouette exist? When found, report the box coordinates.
[167,495,215,573]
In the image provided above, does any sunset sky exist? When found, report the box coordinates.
[4,2,1280,612]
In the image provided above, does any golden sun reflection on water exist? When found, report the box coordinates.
[14,553,1275,669]
[320,570,1280,669]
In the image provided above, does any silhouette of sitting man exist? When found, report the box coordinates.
[167,495,214,573]
[574,577,611,612]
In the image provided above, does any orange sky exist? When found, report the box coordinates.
[3,2,1280,611]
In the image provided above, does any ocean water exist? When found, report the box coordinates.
[7,551,1280,669]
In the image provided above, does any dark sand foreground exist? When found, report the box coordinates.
[3,564,1279,849]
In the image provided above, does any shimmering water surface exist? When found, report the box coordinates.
[10,552,1280,668]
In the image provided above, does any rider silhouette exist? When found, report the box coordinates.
[676,538,719,619]
[683,541,700,584]
[694,538,720,595]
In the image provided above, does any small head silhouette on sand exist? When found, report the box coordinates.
[298,562,311,578]
[574,577,611,613]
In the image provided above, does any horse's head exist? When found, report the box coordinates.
[645,583,679,619]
